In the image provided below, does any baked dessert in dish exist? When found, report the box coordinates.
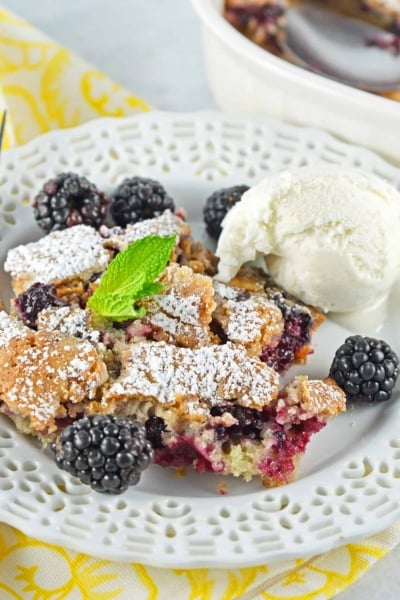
[0,204,345,488]
[224,0,400,45]
[224,0,400,98]
[224,0,287,55]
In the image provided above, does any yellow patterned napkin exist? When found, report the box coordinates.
[0,7,149,149]
[0,7,399,600]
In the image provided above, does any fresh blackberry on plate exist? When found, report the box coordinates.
[330,335,399,403]
[203,185,249,240]
[52,414,154,494]
[14,282,66,328]
[33,172,109,233]
[110,177,175,227]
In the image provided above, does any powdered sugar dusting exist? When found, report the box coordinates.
[0,330,108,430]
[99,210,188,252]
[37,306,101,344]
[147,292,208,344]
[282,375,346,421]
[105,341,279,411]
[4,225,111,285]
[214,282,282,344]
[0,311,30,347]
[145,264,215,347]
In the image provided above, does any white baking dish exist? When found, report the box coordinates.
[191,0,400,164]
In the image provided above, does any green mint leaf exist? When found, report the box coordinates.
[87,234,176,320]
[133,281,164,300]
[88,292,145,321]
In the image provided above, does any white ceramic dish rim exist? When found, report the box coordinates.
[0,111,400,567]
[191,0,400,116]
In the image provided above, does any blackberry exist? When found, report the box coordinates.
[52,414,154,494]
[210,404,265,441]
[330,335,400,403]
[110,177,175,227]
[145,415,167,449]
[14,282,66,328]
[203,185,249,240]
[33,172,109,233]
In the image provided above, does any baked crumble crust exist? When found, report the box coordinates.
[0,326,108,435]
[5,225,112,297]
[98,340,280,415]
[213,280,284,355]
[143,263,218,348]
[281,375,346,419]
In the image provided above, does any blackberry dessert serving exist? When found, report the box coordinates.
[1,180,346,491]
[224,1,400,50]
[33,172,109,233]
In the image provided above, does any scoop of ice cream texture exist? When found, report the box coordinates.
[216,167,400,313]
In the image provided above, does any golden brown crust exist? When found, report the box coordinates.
[143,264,218,348]
[95,340,280,417]
[0,330,108,434]
[284,375,346,418]
[213,281,284,355]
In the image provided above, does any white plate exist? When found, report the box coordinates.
[0,111,400,568]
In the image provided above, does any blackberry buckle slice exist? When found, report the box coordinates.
[91,341,345,487]
[2,210,337,489]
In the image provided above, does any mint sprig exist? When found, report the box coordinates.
[87,234,176,321]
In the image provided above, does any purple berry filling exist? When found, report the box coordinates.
[149,401,325,482]
[15,282,67,328]
[261,308,312,373]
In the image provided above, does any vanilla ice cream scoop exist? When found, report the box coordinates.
[216,167,400,313]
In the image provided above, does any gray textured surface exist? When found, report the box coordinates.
[2,1,400,597]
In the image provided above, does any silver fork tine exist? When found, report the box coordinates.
[0,110,7,153]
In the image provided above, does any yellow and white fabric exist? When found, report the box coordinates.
[0,8,149,149]
[0,7,399,599]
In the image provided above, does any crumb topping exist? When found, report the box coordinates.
[144,264,216,348]
[104,341,279,413]
[37,306,101,344]
[0,330,108,432]
[213,281,283,351]
[0,310,30,347]
[99,210,189,252]
[282,375,346,419]
[4,225,111,287]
